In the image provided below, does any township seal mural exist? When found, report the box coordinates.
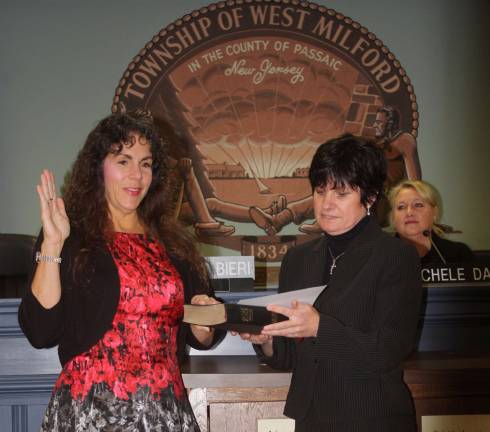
[112,0,420,286]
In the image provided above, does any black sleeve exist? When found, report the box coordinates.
[312,242,422,373]
[17,231,64,348]
[455,242,475,263]
[176,258,226,360]
[255,249,297,371]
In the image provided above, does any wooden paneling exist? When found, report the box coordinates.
[0,374,54,432]
[0,403,51,432]
[206,386,289,403]
[210,401,287,432]
[404,352,490,430]
[188,388,208,432]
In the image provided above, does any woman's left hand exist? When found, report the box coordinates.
[261,300,320,338]
[191,294,220,307]
[189,295,219,344]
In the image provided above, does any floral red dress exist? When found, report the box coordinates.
[40,233,199,431]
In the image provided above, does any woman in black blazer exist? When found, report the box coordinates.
[242,134,422,431]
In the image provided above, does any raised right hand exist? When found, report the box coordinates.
[37,170,70,247]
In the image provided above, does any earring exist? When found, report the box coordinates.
[367,206,371,216]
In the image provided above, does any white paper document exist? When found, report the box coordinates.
[238,285,326,308]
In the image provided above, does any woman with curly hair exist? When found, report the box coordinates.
[18,111,224,431]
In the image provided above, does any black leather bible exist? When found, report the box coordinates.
[183,303,287,334]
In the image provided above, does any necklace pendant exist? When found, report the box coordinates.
[327,247,345,276]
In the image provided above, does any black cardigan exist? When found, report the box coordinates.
[18,231,225,366]
[257,218,422,428]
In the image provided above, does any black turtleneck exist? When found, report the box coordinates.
[322,215,370,285]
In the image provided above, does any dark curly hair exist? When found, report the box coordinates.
[63,110,208,283]
[309,134,387,209]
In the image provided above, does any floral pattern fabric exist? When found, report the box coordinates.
[40,233,199,431]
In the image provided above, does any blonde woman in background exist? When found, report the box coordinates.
[388,180,474,265]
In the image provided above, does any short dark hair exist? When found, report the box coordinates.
[308,134,387,207]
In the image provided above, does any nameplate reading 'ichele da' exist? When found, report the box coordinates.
[422,264,489,285]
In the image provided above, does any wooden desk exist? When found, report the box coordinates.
[403,351,490,430]
[182,356,291,432]
[181,353,490,432]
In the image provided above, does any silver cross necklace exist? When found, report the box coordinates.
[328,247,345,275]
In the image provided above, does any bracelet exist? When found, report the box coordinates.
[35,251,62,264]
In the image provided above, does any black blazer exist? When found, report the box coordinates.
[258,218,422,426]
[421,232,474,265]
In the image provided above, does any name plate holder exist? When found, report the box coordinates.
[418,261,490,352]
[422,263,490,286]
[206,256,255,293]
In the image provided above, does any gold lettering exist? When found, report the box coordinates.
[224,59,255,76]
[311,16,335,39]
[133,71,151,88]
[198,17,211,37]
[217,10,235,31]
[281,6,294,27]
[248,4,306,28]
[249,5,268,25]
[231,7,244,28]
[164,35,183,56]
[253,58,305,85]
[240,307,253,322]
[189,21,203,42]
[175,26,195,49]
[139,54,162,77]
[338,29,353,50]
[380,74,400,93]
[350,37,370,56]
[292,43,343,71]
[153,46,175,65]
[124,83,144,99]
[225,40,270,56]
[371,60,391,81]
[295,9,310,30]
[269,5,281,25]
[331,23,344,43]
[361,48,380,67]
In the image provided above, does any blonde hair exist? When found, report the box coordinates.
[388,180,444,236]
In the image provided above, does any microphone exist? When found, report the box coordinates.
[422,230,447,265]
